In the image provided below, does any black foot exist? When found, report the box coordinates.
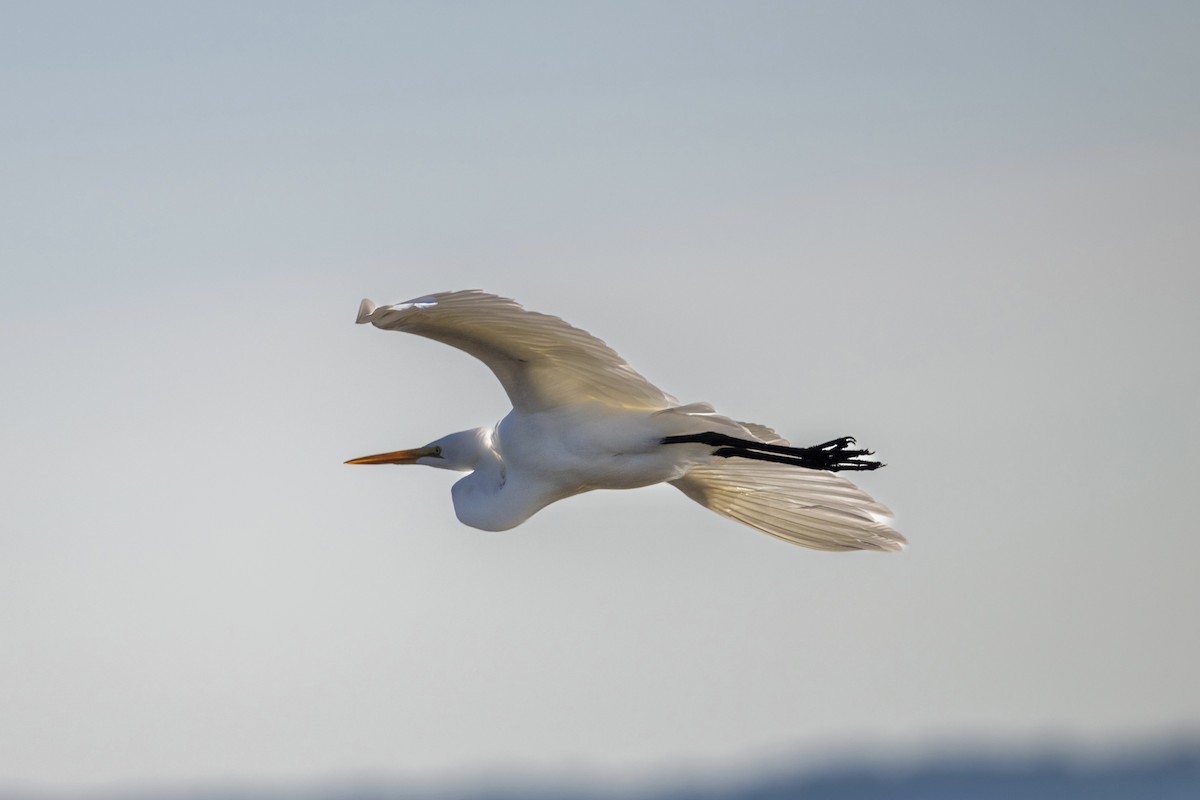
[662,431,884,472]
[775,435,882,471]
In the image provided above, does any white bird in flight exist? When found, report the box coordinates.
[347,291,904,552]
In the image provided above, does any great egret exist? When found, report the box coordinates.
[347,291,904,552]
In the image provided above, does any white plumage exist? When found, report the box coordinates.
[348,290,904,552]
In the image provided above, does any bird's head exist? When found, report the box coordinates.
[345,428,486,472]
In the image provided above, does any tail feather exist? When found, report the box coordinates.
[736,421,789,445]
[652,404,790,446]
[671,459,904,552]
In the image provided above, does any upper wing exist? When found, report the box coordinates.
[671,459,905,552]
[356,291,678,413]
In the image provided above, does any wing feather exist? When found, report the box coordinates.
[357,291,677,412]
[671,460,904,552]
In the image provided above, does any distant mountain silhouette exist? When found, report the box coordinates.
[654,749,1200,800]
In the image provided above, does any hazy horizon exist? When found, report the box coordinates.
[2,0,1198,793]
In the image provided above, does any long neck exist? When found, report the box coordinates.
[450,452,515,530]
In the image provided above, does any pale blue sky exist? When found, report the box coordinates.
[2,1,1198,792]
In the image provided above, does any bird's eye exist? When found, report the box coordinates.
[433,446,443,456]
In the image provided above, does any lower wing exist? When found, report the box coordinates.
[670,459,905,552]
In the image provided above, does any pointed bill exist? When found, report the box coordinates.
[345,446,438,465]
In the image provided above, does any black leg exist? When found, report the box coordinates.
[662,432,884,472]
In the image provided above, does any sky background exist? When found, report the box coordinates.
[2,0,1198,793]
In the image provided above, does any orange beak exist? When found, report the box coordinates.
[345,446,438,465]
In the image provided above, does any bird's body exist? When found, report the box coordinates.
[499,403,690,493]
[348,291,904,552]
[446,404,691,531]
